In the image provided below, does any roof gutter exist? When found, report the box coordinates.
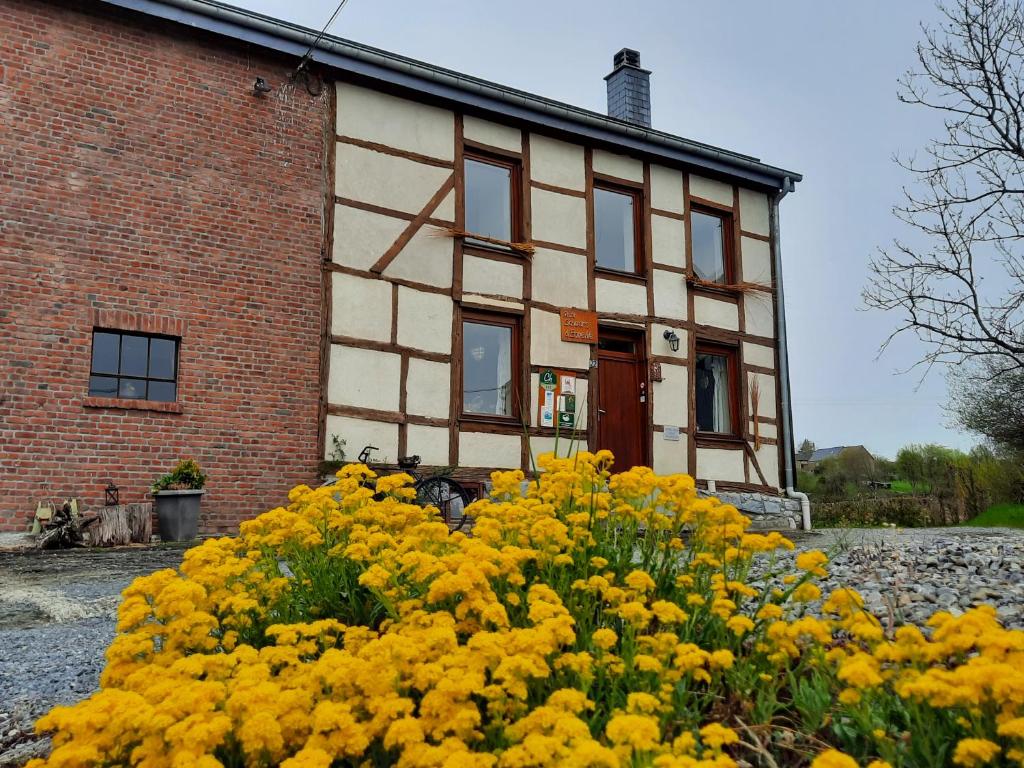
[100,0,802,191]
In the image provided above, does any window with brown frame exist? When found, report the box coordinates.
[461,310,521,421]
[594,183,642,273]
[690,206,734,284]
[464,151,520,246]
[695,342,739,436]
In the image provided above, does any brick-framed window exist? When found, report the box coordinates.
[89,330,180,402]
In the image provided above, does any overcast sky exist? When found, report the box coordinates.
[235,0,968,459]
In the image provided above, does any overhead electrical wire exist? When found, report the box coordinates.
[293,0,352,75]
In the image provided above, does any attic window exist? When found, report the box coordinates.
[691,207,734,284]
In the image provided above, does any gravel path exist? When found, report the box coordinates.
[779,527,1024,629]
[0,547,183,766]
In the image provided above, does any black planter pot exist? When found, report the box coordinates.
[153,489,205,542]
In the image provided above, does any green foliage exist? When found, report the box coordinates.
[963,503,1024,528]
[949,363,1024,453]
[151,458,207,493]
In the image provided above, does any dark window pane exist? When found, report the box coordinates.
[91,333,120,375]
[118,378,147,399]
[465,158,512,242]
[692,211,726,283]
[695,353,732,434]
[120,335,149,377]
[88,375,118,397]
[147,381,177,402]
[149,338,177,379]
[595,188,635,272]
[463,321,514,417]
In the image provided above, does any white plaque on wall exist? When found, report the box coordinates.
[663,425,680,441]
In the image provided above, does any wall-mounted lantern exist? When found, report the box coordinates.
[104,481,119,507]
[662,329,681,352]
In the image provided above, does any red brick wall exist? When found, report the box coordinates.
[0,0,329,532]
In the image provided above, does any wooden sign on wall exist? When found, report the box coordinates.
[559,308,598,344]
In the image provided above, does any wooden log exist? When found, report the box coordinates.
[91,503,153,547]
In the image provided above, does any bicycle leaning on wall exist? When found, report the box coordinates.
[322,445,473,531]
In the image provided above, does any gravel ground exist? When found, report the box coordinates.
[0,547,183,766]
[1,528,1023,765]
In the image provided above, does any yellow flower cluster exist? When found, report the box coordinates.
[27,452,1024,767]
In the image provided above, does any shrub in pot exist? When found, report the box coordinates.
[151,458,206,542]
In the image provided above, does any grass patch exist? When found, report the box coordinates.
[963,503,1024,527]
[890,479,931,494]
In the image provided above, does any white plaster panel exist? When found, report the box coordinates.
[596,278,647,315]
[435,189,455,223]
[755,445,783,490]
[650,165,685,214]
[459,432,522,468]
[529,134,585,190]
[405,358,450,419]
[331,272,392,342]
[336,143,452,215]
[336,82,454,160]
[748,373,777,419]
[742,341,775,369]
[324,415,398,463]
[463,254,523,299]
[593,148,643,182]
[530,309,591,369]
[651,214,686,269]
[397,286,453,354]
[461,295,525,311]
[464,115,521,153]
[653,435,689,476]
[328,345,401,411]
[531,189,587,249]
[384,227,454,288]
[653,269,688,321]
[740,236,772,286]
[652,322,688,360]
[529,436,583,464]
[749,420,778,441]
[744,294,775,338]
[696,448,746,484]
[652,363,688,427]
[405,424,450,466]
[531,248,588,308]
[689,174,734,207]
[739,188,771,236]
[332,204,409,271]
[694,295,740,332]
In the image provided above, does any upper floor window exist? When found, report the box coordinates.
[691,207,733,284]
[594,184,641,273]
[461,311,520,420]
[89,330,179,402]
[695,342,738,435]
[464,152,519,245]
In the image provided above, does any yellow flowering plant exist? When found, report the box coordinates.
[27,452,1024,767]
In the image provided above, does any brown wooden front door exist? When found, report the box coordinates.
[595,328,649,471]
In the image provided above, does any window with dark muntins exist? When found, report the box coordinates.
[695,343,738,435]
[89,330,179,402]
[691,207,733,284]
[594,185,641,273]
[461,311,520,420]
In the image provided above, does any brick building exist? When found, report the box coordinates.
[1,0,807,532]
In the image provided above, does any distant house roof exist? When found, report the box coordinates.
[803,446,872,463]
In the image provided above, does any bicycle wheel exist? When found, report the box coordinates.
[415,477,472,531]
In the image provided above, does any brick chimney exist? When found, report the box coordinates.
[604,48,651,127]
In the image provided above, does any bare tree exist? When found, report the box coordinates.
[865,0,1024,377]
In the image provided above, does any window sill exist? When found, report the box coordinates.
[463,240,528,259]
[594,266,647,284]
[687,279,741,300]
[694,431,744,448]
[459,414,523,431]
[83,396,184,414]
